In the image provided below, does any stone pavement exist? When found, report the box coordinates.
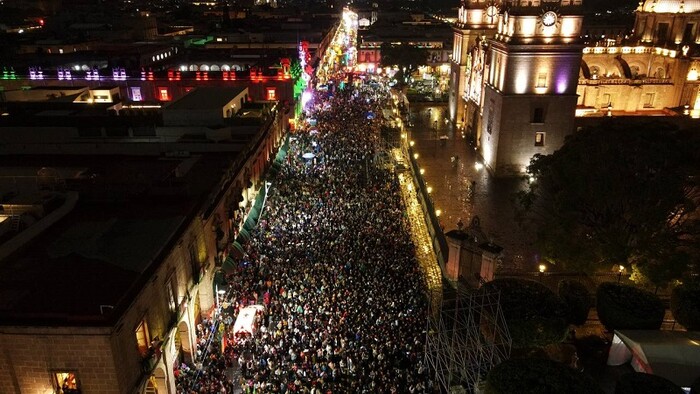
[405,103,538,270]
[393,149,443,311]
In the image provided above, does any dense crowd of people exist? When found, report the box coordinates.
[175,83,431,393]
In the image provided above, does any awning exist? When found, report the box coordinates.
[237,227,251,243]
[222,253,238,273]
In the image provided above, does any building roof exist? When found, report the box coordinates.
[166,86,247,111]
[0,154,234,326]
[641,0,700,13]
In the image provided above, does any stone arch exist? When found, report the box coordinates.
[628,61,645,78]
[143,366,168,394]
[188,65,198,71]
[614,55,632,78]
[580,59,591,79]
[210,65,220,71]
[176,320,193,364]
[200,64,210,71]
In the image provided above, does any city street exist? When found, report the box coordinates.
[406,103,538,270]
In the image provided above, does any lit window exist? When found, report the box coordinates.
[135,320,150,357]
[130,87,143,102]
[535,132,546,147]
[54,371,81,394]
[536,73,547,88]
[59,48,64,54]
[167,278,177,313]
[266,88,276,101]
[158,87,170,101]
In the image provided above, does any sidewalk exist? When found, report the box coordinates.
[406,103,537,270]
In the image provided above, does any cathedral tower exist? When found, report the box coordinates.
[449,0,501,131]
[480,0,584,175]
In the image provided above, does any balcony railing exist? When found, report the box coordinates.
[578,78,672,86]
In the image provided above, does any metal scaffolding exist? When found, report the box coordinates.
[425,285,512,393]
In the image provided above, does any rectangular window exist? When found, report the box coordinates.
[130,87,143,102]
[602,93,611,107]
[167,277,177,313]
[532,107,545,123]
[683,23,696,43]
[54,372,81,394]
[643,92,655,108]
[158,87,170,101]
[189,244,200,284]
[656,23,669,44]
[535,132,546,147]
[266,87,276,101]
[536,73,547,88]
[135,320,150,357]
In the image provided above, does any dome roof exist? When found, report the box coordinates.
[641,0,700,13]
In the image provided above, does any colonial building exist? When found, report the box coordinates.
[450,0,583,176]
[0,87,288,393]
[577,0,700,117]
[450,0,700,176]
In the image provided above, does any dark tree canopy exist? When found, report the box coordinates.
[519,120,700,285]
[480,278,568,348]
[379,43,429,86]
[670,280,700,331]
[558,279,592,326]
[596,282,665,331]
[485,358,602,394]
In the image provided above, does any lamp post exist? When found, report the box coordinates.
[617,265,625,284]
[539,264,546,283]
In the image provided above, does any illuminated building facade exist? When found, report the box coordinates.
[450,0,583,176]
[0,87,287,394]
[578,0,700,118]
[451,0,700,176]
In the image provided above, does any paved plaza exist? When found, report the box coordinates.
[406,103,538,270]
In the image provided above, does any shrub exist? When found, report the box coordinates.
[485,358,602,394]
[481,278,568,348]
[615,372,684,394]
[670,281,700,331]
[558,279,592,325]
[596,282,664,331]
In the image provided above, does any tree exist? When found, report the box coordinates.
[519,120,700,284]
[379,43,429,86]
[480,278,568,348]
[558,280,591,326]
[485,358,602,394]
[596,282,665,331]
[670,279,700,330]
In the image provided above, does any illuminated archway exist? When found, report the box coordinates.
[176,320,193,364]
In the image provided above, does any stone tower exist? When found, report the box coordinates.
[480,0,584,176]
[448,0,501,134]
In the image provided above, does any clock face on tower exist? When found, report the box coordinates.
[541,11,557,27]
[486,5,498,17]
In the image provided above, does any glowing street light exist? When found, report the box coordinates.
[539,264,546,273]
[409,140,415,147]
[435,209,442,217]
[419,168,425,175]
[618,265,625,284]
[474,162,484,171]
[413,153,419,159]
[427,186,433,194]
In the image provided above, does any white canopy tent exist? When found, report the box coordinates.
[233,305,264,337]
[607,330,700,388]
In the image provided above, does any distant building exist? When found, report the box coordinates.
[0,86,287,393]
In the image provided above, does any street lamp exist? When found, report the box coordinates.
[539,264,546,282]
[618,265,625,284]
